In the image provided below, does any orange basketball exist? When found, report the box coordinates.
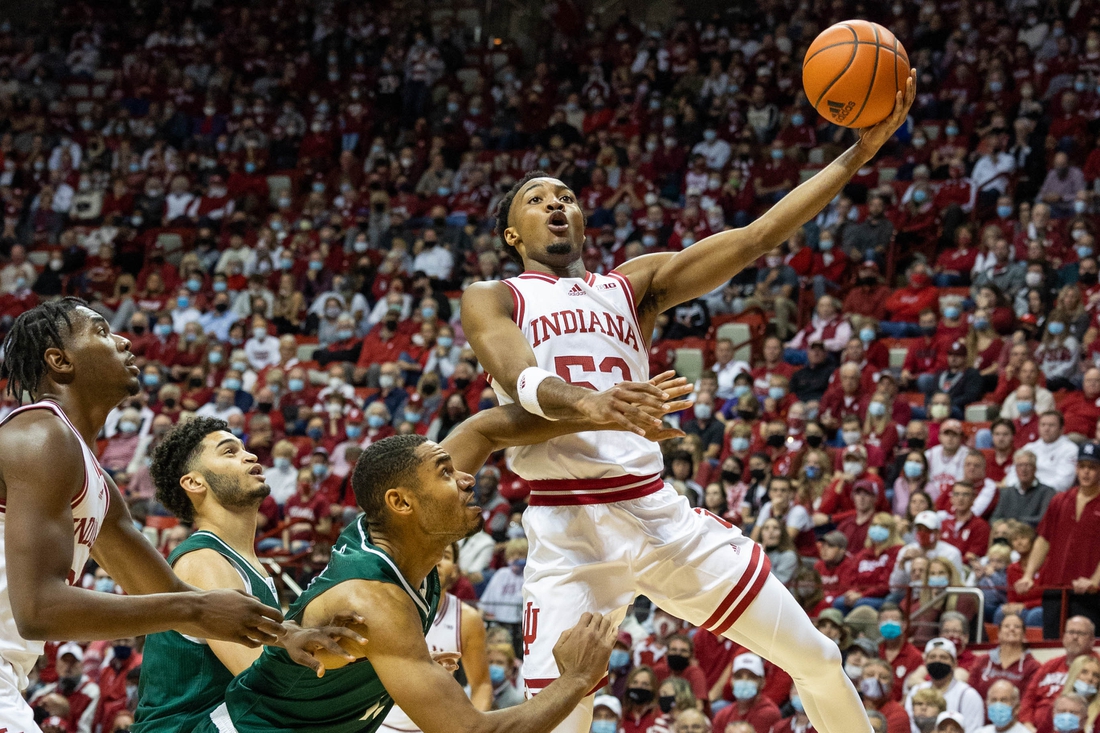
[803,20,910,129]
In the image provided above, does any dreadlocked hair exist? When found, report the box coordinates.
[151,417,228,524]
[493,170,550,264]
[1,297,87,405]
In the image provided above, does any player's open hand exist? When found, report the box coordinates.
[281,616,369,678]
[857,69,916,154]
[576,380,670,436]
[186,589,285,647]
[552,612,617,689]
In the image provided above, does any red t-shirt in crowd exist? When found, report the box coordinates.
[652,660,709,701]
[814,554,855,605]
[712,694,783,733]
[879,641,924,701]
[938,513,991,559]
[1036,487,1100,586]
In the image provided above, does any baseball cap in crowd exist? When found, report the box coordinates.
[914,510,941,530]
[593,695,622,718]
[616,631,632,648]
[57,641,83,661]
[935,711,966,730]
[843,445,867,461]
[947,341,966,356]
[852,478,879,496]
[924,637,958,660]
[820,531,848,549]
[1080,442,1100,463]
[816,608,845,628]
[849,637,878,657]
[732,653,765,677]
[939,419,963,436]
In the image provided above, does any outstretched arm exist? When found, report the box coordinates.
[618,73,917,317]
[305,580,615,733]
[461,281,667,435]
[440,372,693,474]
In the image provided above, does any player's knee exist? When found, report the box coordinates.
[810,633,843,669]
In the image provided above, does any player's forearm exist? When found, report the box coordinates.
[476,674,591,733]
[536,377,597,421]
[748,143,873,247]
[13,584,202,641]
[92,520,191,596]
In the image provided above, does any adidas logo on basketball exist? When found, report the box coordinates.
[827,99,857,123]
[568,284,585,296]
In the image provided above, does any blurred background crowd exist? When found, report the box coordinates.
[7,0,1100,730]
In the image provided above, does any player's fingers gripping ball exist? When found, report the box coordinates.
[803,19,910,128]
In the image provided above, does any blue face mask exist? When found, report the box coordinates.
[790,695,804,713]
[367,415,385,429]
[771,148,784,160]
[288,378,305,392]
[732,680,759,701]
[986,702,1014,728]
[311,462,327,476]
[1079,246,1094,260]
[912,189,928,204]
[1053,712,1081,732]
[177,296,190,309]
[591,720,617,733]
[438,336,454,348]
[94,577,115,593]
[733,385,750,398]
[1017,400,1033,415]
[974,318,990,331]
[791,114,805,126]
[274,457,292,471]
[1048,322,1066,336]
[804,465,821,480]
[245,162,257,173]
[309,260,323,271]
[904,461,923,478]
[1074,679,1098,697]
[232,361,248,372]
[307,427,323,441]
[731,437,750,452]
[143,373,160,387]
[927,575,950,588]
[280,258,294,270]
[819,238,834,251]
[943,306,960,320]
[489,664,507,685]
[208,351,223,364]
[213,281,228,293]
[155,324,172,337]
[609,648,631,670]
[345,425,362,439]
[421,307,436,319]
[879,620,903,640]
[946,126,959,136]
[868,402,886,417]
[224,378,242,391]
[768,387,786,400]
[859,327,875,342]
[868,525,890,544]
[404,410,421,423]
[997,205,1014,218]
[187,278,202,292]
[337,329,354,341]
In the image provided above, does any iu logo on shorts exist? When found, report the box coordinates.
[522,602,540,656]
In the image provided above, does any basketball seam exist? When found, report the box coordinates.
[812,23,860,112]
[893,36,901,99]
[803,40,896,67]
[848,22,881,127]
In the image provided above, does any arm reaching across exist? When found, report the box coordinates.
[461,280,668,435]
[307,580,616,733]
[440,371,693,474]
[617,72,917,318]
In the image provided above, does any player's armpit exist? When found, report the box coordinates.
[460,281,539,401]
[91,472,188,597]
[172,550,261,675]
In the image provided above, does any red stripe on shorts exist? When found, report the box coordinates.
[701,543,762,630]
[527,477,664,506]
[712,550,772,636]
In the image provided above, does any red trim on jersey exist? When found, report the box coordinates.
[527,476,664,506]
[503,280,525,327]
[584,272,596,286]
[527,472,660,492]
[518,272,558,284]
[608,271,643,343]
[525,674,609,696]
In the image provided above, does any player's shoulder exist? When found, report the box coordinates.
[172,546,248,592]
[0,407,82,468]
[460,280,514,318]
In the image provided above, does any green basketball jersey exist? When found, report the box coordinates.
[132,531,279,733]
[203,517,441,733]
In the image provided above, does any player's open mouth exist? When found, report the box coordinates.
[248,464,265,480]
[547,210,569,236]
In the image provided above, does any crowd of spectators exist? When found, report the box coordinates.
[9,0,1100,730]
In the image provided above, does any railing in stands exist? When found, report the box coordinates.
[907,587,986,643]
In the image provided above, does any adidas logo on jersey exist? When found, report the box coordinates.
[568,284,585,296]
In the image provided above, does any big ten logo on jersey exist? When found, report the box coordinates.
[522,602,540,657]
[530,308,641,352]
[74,517,99,549]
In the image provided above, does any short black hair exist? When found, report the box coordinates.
[1,297,87,404]
[151,417,228,524]
[494,170,549,250]
[353,434,429,524]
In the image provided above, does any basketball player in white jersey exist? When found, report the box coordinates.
[0,299,294,731]
[462,75,916,733]
[380,542,494,732]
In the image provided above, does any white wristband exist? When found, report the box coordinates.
[516,366,559,421]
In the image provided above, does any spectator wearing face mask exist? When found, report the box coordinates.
[93,638,142,733]
[1046,693,1090,733]
[904,639,984,733]
[482,642,524,711]
[1008,385,1044,447]
[834,514,904,614]
[814,531,855,606]
[817,445,887,518]
[861,658,912,733]
[882,265,940,338]
[265,440,299,506]
[28,643,100,733]
[479,539,528,651]
[712,653,783,733]
[590,695,623,733]
[622,666,661,733]
[99,407,143,474]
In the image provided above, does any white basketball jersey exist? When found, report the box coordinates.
[0,400,110,689]
[381,592,463,732]
[491,271,664,505]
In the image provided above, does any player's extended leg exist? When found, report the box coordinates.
[629,488,869,733]
[519,504,635,733]
[0,662,44,733]
[720,572,869,733]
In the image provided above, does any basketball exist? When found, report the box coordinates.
[802,20,910,129]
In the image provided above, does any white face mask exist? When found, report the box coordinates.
[843,460,864,477]
[842,430,862,446]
